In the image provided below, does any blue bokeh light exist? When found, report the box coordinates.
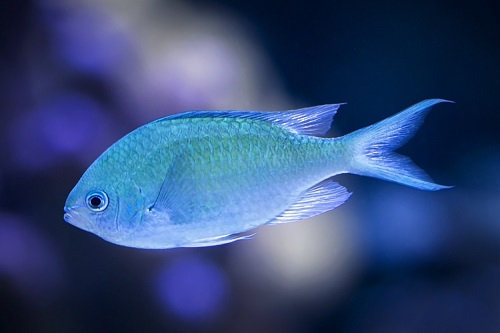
[8,92,113,170]
[360,187,447,266]
[155,255,228,321]
[42,5,133,75]
[0,213,65,303]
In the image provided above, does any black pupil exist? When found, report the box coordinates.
[89,196,102,208]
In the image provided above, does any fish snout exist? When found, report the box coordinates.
[63,206,79,225]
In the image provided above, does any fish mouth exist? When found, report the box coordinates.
[64,206,94,233]
[63,212,72,223]
[63,207,78,225]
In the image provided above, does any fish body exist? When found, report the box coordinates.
[64,99,451,249]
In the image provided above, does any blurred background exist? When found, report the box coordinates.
[1,0,499,332]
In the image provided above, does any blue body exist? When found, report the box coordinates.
[64,99,451,249]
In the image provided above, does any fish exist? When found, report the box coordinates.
[64,99,451,249]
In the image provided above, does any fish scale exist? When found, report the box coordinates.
[165,120,319,219]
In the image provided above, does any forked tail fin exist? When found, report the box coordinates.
[342,99,452,191]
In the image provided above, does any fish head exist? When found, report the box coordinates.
[64,162,146,245]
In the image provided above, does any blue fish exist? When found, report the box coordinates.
[64,99,451,249]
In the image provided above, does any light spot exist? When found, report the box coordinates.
[361,186,447,266]
[232,210,363,304]
[0,213,65,303]
[8,92,113,170]
[42,5,133,74]
[155,255,227,321]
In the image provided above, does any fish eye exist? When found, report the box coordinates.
[86,190,109,212]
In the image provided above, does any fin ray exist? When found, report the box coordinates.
[344,99,452,191]
[184,233,255,247]
[161,104,343,136]
[270,180,351,224]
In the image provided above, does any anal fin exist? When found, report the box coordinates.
[183,233,255,247]
[270,181,351,224]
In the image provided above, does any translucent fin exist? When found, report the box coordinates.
[343,99,453,191]
[270,180,351,224]
[183,233,255,247]
[161,104,343,136]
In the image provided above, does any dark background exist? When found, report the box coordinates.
[1,0,499,332]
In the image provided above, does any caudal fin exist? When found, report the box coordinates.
[343,99,452,191]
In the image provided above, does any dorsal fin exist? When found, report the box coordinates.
[161,104,343,136]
